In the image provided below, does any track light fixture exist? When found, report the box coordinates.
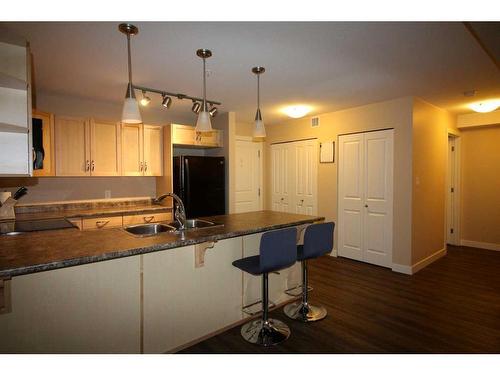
[209,106,218,117]
[161,94,172,109]
[118,23,221,125]
[191,101,201,114]
[140,90,151,106]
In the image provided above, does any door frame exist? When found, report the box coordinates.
[235,136,264,211]
[446,133,461,246]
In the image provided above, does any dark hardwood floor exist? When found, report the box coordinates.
[181,245,500,353]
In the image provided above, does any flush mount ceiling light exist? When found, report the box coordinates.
[282,105,312,119]
[252,66,266,138]
[118,23,221,125]
[195,49,213,132]
[469,99,500,113]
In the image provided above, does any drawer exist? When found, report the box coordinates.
[122,212,172,226]
[82,216,123,230]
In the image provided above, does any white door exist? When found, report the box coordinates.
[293,139,318,215]
[235,138,262,213]
[338,129,393,268]
[271,139,318,215]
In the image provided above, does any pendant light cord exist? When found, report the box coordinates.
[257,74,260,110]
[202,58,207,111]
[127,34,133,85]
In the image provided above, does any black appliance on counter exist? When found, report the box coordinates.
[173,156,225,218]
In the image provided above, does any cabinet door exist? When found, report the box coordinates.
[171,124,196,146]
[0,257,141,353]
[143,125,163,176]
[90,119,121,176]
[55,116,90,176]
[197,130,221,147]
[32,110,55,177]
[143,238,243,353]
[121,123,143,176]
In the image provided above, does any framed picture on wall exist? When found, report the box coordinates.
[320,141,335,163]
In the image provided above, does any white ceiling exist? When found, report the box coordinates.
[3,22,500,124]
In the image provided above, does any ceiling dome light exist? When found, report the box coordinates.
[282,105,312,118]
[469,100,500,113]
[161,94,172,108]
[195,49,213,133]
[140,91,151,106]
[252,66,266,138]
[119,23,142,124]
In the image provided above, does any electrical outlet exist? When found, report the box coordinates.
[105,190,112,199]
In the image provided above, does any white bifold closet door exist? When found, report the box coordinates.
[271,139,318,215]
[338,129,393,268]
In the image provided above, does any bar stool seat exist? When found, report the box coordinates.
[284,222,335,322]
[232,227,297,346]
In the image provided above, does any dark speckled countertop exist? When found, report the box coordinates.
[0,211,323,279]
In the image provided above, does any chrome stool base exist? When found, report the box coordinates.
[240,318,291,346]
[283,301,327,322]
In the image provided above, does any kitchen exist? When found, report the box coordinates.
[1,14,500,364]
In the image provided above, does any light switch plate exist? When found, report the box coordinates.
[104,190,111,199]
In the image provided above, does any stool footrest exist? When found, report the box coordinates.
[284,284,313,297]
[242,300,277,316]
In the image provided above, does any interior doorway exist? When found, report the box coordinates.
[446,134,461,246]
[234,136,263,213]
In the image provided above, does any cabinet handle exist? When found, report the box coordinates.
[139,162,143,171]
[86,160,90,171]
[95,220,110,228]
[144,161,148,172]
[91,160,95,172]
[364,204,368,208]
[280,197,284,201]
[143,216,154,223]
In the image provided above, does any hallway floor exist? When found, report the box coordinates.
[181,245,500,353]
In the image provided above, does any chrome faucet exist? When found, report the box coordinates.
[153,193,187,230]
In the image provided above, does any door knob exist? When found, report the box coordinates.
[364,204,368,208]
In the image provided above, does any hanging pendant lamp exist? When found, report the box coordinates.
[252,66,266,138]
[195,49,213,133]
[119,23,142,124]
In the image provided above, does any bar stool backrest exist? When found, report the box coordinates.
[260,227,298,273]
[303,222,335,259]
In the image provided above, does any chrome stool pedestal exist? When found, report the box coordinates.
[283,261,327,322]
[241,273,290,346]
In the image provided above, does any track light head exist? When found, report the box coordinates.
[192,101,202,114]
[161,94,172,109]
[209,106,218,117]
[140,91,151,106]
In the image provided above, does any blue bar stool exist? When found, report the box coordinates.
[284,222,335,322]
[232,227,297,346]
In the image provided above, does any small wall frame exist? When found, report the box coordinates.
[320,141,335,163]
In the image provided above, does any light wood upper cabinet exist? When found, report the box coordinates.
[90,119,121,176]
[143,125,163,176]
[121,123,144,176]
[122,123,163,176]
[171,124,222,148]
[55,116,123,177]
[55,116,90,176]
[32,110,55,177]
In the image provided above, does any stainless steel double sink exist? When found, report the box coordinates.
[123,219,222,237]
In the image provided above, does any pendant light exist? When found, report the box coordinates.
[195,49,213,133]
[252,66,266,138]
[119,23,142,124]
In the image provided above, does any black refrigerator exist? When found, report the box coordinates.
[173,156,226,218]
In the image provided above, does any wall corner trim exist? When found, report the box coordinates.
[392,247,447,275]
[391,263,413,275]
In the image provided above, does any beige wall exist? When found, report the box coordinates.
[0,91,195,203]
[411,99,454,263]
[264,97,414,266]
[460,125,500,245]
[235,121,255,137]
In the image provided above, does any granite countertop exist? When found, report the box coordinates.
[14,204,173,221]
[0,211,324,279]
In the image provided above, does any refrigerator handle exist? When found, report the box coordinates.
[184,158,190,204]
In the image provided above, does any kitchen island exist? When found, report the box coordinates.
[0,211,323,353]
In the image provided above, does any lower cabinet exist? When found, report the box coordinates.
[0,256,141,353]
[142,237,243,353]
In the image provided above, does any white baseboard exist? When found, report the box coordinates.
[392,247,447,275]
[329,248,338,257]
[460,240,500,251]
